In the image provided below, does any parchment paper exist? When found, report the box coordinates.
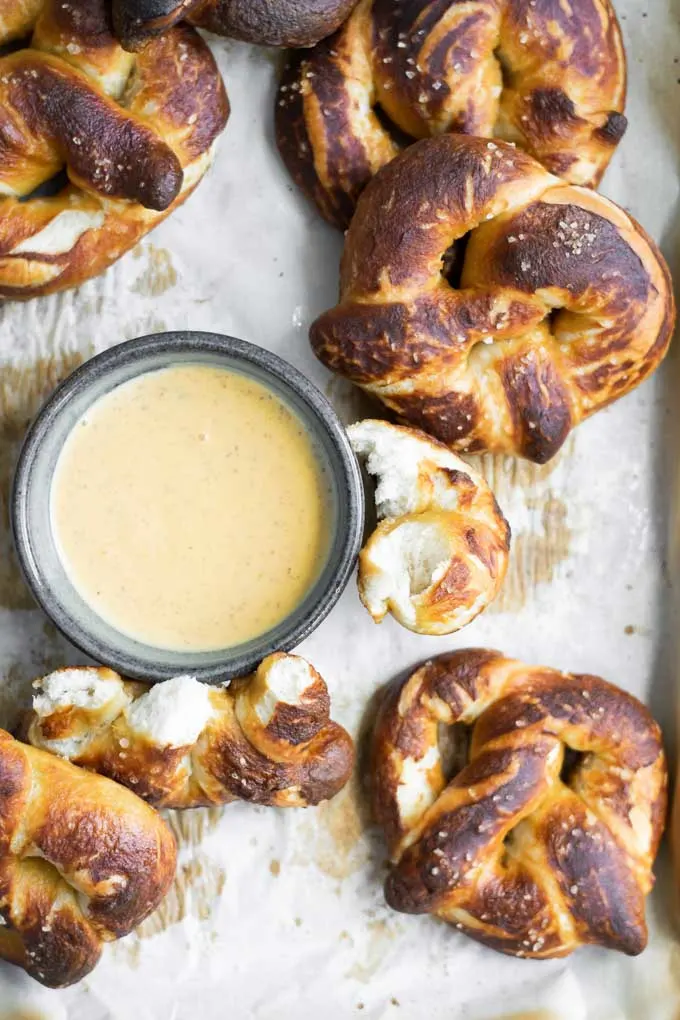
[0,3,679,1017]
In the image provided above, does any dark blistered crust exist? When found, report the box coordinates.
[310,134,675,462]
[275,44,367,230]
[262,682,332,748]
[112,0,203,49]
[26,662,354,812]
[202,713,355,808]
[0,13,229,301]
[38,0,117,49]
[113,0,358,49]
[277,0,627,227]
[129,24,230,163]
[192,0,358,47]
[370,650,667,959]
[0,730,176,988]
[1,53,183,211]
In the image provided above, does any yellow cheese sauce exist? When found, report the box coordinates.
[50,363,332,651]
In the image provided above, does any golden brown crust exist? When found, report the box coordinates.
[112,0,358,50]
[370,650,667,959]
[348,420,510,634]
[0,0,45,42]
[0,0,229,300]
[27,655,355,810]
[276,0,627,229]
[311,135,675,463]
[0,729,177,988]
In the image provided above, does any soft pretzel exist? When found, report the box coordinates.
[0,0,229,300]
[312,135,675,463]
[348,420,509,634]
[0,729,176,987]
[371,649,667,959]
[276,0,627,228]
[26,654,354,810]
[110,0,358,50]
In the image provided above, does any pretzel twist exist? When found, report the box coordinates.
[109,0,359,50]
[276,0,627,229]
[0,729,176,988]
[26,654,355,810]
[312,135,674,463]
[371,649,667,958]
[348,420,510,634]
[0,0,228,299]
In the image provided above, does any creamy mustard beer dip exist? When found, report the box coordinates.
[50,364,331,651]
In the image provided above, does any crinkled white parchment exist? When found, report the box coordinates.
[0,3,679,1017]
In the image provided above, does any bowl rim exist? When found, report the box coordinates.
[11,330,364,684]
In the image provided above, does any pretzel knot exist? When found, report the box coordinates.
[312,135,675,463]
[370,650,667,959]
[109,0,358,50]
[27,654,354,810]
[0,0,229,299]
[0,729,176,988]
[276,0,627,229]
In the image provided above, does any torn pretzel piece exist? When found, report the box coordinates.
[348,419,510,635]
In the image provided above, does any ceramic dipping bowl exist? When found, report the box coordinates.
[12,331,364,683]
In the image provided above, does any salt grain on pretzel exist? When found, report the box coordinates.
[0,0,229,299]
[312,135,675,463]
[276,0,627,228]
[370,649,667,958]
[26,654,354,810]
[0,729,176,987]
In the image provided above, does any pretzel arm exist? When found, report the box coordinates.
[0,729,176,987]
[28,656,354,811]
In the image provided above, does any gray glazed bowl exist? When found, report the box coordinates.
[12,331,364,684]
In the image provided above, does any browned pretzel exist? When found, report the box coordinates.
[312,135,674,463]
[276,0,627,229]
[109,0,358,50]
[26,654,354,810]
[0,729,176,988]
[370,650,667,959]
[348,420,510,634]
[0,0,228,299]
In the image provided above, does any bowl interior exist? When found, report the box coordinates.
[12,332,363,683]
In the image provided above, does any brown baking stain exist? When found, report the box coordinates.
[270,859,281,877]
[131,244,178,297]
[123,317,169,342]
[345,918,401,983]
[165,805,224,848]
[494,495,572,612]
[298,780,369,880]
[0,348,94,611]
[135,856,226,938]
[488,1013,560,1020]
[471,446,574,613]
[0,1013,48,1020]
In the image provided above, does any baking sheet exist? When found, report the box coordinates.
[1,2,679,1016]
